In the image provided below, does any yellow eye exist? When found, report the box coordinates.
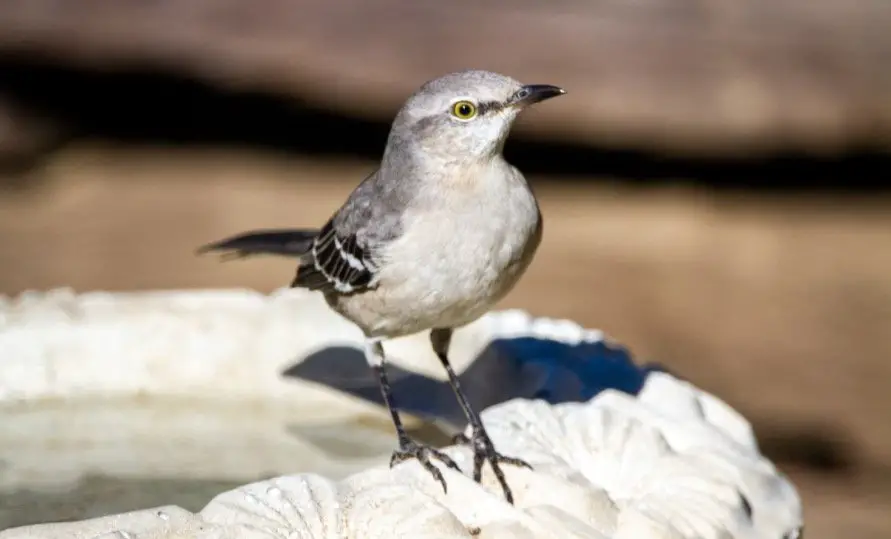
[451,100,477,120]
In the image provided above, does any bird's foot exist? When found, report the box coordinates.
[390,439,461,494]
[453,425,532,504]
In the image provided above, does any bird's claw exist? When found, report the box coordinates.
[390,439,461,494]
[454,425,532,505]
[451,431,471,445]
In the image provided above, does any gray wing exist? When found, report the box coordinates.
[291,169,405,294]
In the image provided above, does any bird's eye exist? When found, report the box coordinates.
[451,100,478,120]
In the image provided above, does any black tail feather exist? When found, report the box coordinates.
[196,229,319,259]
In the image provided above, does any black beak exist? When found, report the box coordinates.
[512,84,566,107]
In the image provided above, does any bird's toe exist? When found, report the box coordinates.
[459,425,531,505]
[390,439,461,493]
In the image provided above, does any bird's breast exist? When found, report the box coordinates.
[375,169,541,328]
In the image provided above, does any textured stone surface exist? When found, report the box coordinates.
[0,287,598,405]
[0,380,804,538]
[1,0,889,154]
[0,288,802,537]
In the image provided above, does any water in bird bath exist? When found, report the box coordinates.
[0,395,450,530]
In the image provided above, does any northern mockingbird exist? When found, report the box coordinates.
[198,69,565,504]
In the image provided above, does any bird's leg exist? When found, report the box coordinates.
[365,338,460,493]
[430,328,532,505]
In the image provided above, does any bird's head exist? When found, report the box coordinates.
[386,70,565,164]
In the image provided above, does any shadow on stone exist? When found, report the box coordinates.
[281,336,659,430]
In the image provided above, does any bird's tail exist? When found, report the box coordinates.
[196,229,319,260]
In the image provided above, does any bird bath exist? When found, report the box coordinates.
[0,288,804,538]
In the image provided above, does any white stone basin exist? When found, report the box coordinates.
[0,288,803,538]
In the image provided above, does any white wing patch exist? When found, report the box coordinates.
[295,221,377,293]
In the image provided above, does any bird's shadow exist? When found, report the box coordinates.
[282,336,669,431]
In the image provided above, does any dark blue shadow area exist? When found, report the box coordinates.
[282,336,666,430]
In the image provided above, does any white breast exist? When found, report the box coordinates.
[374,161,541,332]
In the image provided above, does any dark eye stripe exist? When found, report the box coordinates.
[477,101,503,115]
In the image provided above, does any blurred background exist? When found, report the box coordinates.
[0,1,890,537]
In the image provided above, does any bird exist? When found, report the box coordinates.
[197,69,565,504]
